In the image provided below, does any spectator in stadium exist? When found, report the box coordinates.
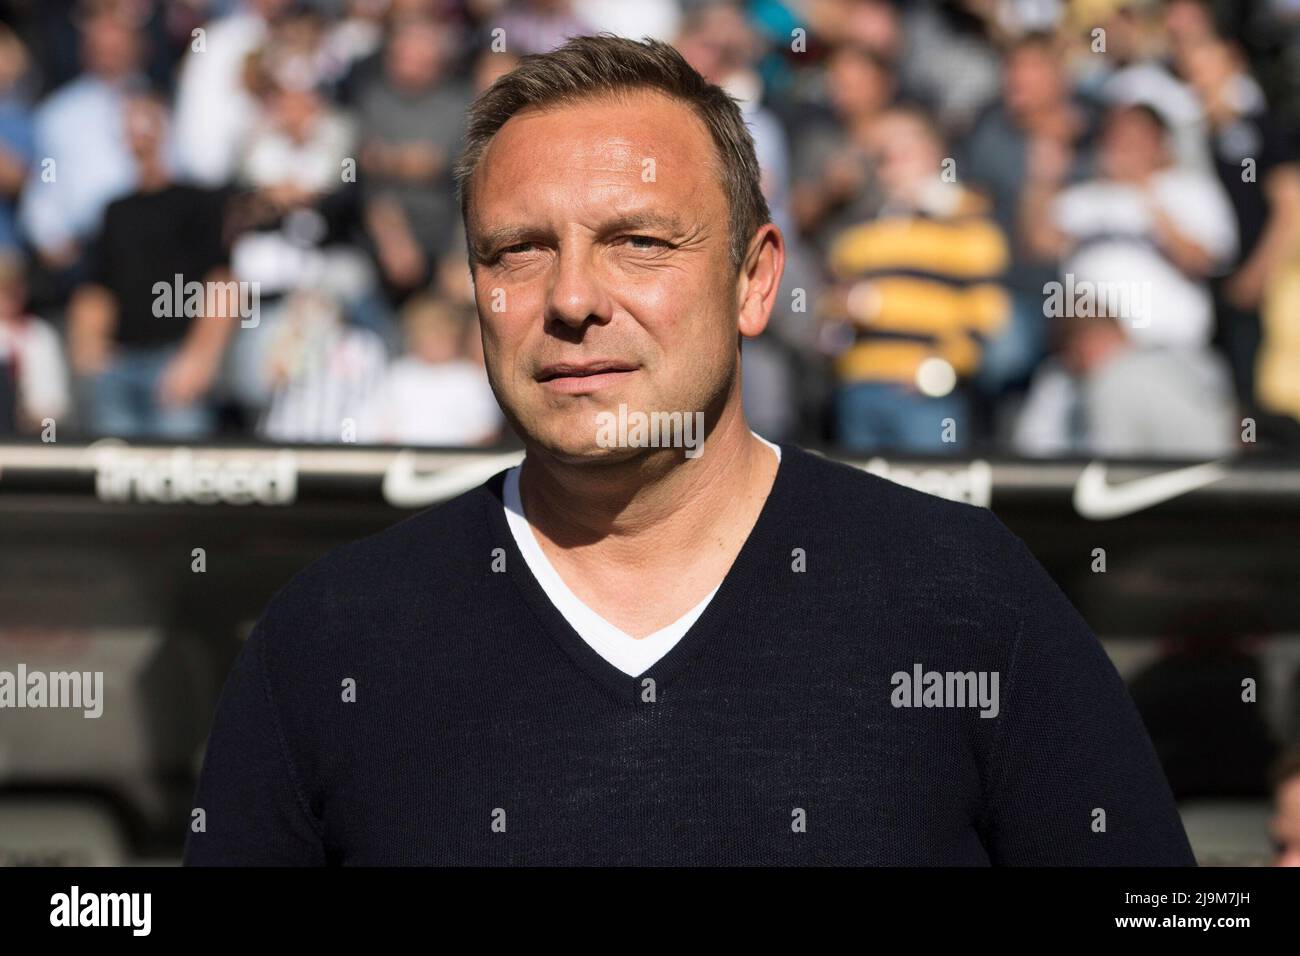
[802,0,1000,132]
[789,42,893,255]
[894,0,1003,134]
[1012,310,1238,458]
[963,31,1095,396]
[426,46,525,311]
[0,252,70,435]
[1022,102,1237,351]
[676,0,808,440]
[1179,35,1300,410]
[356,294,503,446]
[819,105,1010,454]
[66,91,234,439]
[356,13,472,306]
[17,0,148,288]
[676,2,791,242]
[1162,0,1225,62]
[172,0,293,187]
[0,24,35,256]
[222,69,373,409]
[486,0,593,55]
[1080,0,1210,170]
[257,287,387,443]
[1268,747,1300,866]
[322,0,390,100]
[237,75,354,198]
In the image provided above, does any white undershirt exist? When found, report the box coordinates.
[503,433,782,677]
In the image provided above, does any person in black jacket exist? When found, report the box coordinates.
[185,35,1194,867]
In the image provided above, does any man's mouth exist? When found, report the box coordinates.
[537,361,638,393]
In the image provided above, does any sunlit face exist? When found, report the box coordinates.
[465,89,745,464]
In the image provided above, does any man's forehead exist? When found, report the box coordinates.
[469,89,722,228]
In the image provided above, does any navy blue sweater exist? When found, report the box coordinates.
[184,442,1195,865]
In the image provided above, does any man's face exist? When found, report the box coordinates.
[388,23,444,91]
[1100,110,1165,182]
[827,50,890,119]
[1004,47,1062,118]
[81,14,139,79]
[868,113,941,204]
[466,90,741,463]
[124,97,166,165]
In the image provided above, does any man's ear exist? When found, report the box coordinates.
[736,222,785,339]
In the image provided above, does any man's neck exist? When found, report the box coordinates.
[137,162,170,193]
[517,403,778,580]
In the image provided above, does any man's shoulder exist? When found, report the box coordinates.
[784,444,1024,568]
[785,445,1062,649]
[260,472,503,628]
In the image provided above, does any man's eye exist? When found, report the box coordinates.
[621,235,671,251]
[500,242,538,257]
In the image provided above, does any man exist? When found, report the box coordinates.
[820,105,1011,454]
[1013,310,1237,459]
[356,14,472,305]
[185,36,1193,866]
[790,42,893,254]
[0,252,69,435]
[67,92,233,439]
[18,0,146,288]
[1022,103,1237,350]
[171,0,293,187]
[963,31,1094,393]
[1178,35,1300,410]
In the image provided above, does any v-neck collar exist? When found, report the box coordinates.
[481,440,797,706]
[502,463,724,675]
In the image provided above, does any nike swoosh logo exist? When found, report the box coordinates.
[1072,460,1229,520]
[383,450,524,508]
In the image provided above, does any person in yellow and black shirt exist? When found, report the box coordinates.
[819,105,1010,454]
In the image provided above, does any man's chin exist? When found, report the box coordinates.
[527,428,645,466]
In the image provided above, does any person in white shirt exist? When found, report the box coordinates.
[258,288,386,444]
[357,294,502,447]
[172,0,291,187]
[1023,102,1237,350]
[0,253,68,434]
[1013,311,1238,459]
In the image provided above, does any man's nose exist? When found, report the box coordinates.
[544,245,612,331]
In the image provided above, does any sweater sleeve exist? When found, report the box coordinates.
[978,531,1197,865]
[183,616,328,866]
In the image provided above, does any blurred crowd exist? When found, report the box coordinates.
[0,0,1298,456]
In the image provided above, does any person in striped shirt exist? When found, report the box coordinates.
[819,105,1010,454]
